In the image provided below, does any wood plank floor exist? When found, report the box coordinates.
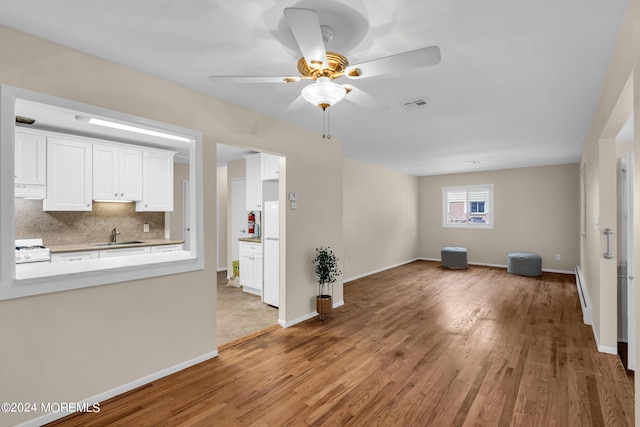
[48,261,634,426]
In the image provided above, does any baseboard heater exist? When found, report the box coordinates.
[575,266,592,325]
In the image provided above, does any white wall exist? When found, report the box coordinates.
[418,164,580,272]
[343,158,419,280]
[0,24,342,426]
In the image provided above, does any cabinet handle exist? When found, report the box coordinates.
[69,258,83,261]
[86,204,90,207]
[121,193,124,196]
[114,193,118,196]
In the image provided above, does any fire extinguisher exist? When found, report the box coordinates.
[248,212,255,235]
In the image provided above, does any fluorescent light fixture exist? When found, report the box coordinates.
[75,115,191,142]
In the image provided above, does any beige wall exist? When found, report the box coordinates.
[0,25,342,426]
[343,158,419,280]
[577,0,640,418]
[418,164,580,272]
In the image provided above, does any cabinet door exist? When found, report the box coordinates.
[253,249,263,290]
[245,154,262,211]
[44,137,92,211]
[118,147,143,201]
[137,150,174,211]
[239,249,253,287]
[261,153,281,181]
[15,131,46,186]
[92,144,119,200]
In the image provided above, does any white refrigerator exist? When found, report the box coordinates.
[263,200,279,307]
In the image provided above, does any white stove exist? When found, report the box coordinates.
[15,238,51,264]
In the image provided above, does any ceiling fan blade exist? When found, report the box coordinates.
[284,8,328,70]
[342,85,389,113]
[209,76,301,84]
[282,94,310,115]
[345,45,441,80]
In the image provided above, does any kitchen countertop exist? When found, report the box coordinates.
[238,237,261,243]
[48,239,185,254]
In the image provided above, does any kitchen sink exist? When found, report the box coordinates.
[91,241,145,246]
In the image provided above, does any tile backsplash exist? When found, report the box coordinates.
[15,199,165,245]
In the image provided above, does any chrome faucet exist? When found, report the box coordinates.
[111,228,120,243]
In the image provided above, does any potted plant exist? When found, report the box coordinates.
[312,246,341,320]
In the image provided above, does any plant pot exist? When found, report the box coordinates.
[316,294,332,321]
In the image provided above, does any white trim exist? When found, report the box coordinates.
[217,267,228,273]
[278,300,345,328]
[591,326,617,355]
[344,258,419,283]
[15,350,218,427]
[279,311,317,328]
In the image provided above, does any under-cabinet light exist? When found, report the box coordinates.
[93,200,134,203]
[75,116,191,142]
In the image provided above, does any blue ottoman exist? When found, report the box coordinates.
[507,252,542,276]
[441,247,468,269]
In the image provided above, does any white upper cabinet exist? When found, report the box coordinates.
[136,149,175,212]
[261,153,281,181]
[93,144,143,201]
[44,137,92,211]
[15,131,46,186]
[15,131,47,198]
[245,154,262,211]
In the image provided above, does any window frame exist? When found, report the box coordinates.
[442,184,494,229]
[0,84,205,300]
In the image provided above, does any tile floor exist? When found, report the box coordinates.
[216,271,279,346]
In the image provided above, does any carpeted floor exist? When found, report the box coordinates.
[216,271,279,346]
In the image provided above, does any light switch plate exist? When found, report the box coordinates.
[143,224,150,233]
[289,192,298,201]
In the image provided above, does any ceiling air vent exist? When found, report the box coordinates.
[400,97,430,111]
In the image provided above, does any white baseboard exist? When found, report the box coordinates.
[17,350,218,427]
[592,326,617,355]
[344,258,419,283]
[279,300,344,328]
[418,258,574,274]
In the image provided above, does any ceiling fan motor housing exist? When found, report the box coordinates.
[297,52,349,80]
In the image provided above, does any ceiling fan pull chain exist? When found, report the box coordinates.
[327,107,332,139]
[322,108,326,138]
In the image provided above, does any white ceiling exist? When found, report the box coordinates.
[0,0,628,176]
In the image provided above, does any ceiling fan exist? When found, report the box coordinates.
[210,7,441,135]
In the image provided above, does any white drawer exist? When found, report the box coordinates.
[99,246,151,258]
[51,251,99,263]
[150,244,183,253]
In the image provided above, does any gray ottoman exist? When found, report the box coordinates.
[507,252,542,276]
[441,247,468,269]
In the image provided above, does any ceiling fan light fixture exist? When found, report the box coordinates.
[301,77,346,110]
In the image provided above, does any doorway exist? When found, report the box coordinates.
[215,144,284,348]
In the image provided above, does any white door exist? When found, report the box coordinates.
[624,152,636,370]
[263,200,279,307]
[231,178,247,272]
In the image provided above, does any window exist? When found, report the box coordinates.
[443,185,493,228]
[0,84,205,300]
